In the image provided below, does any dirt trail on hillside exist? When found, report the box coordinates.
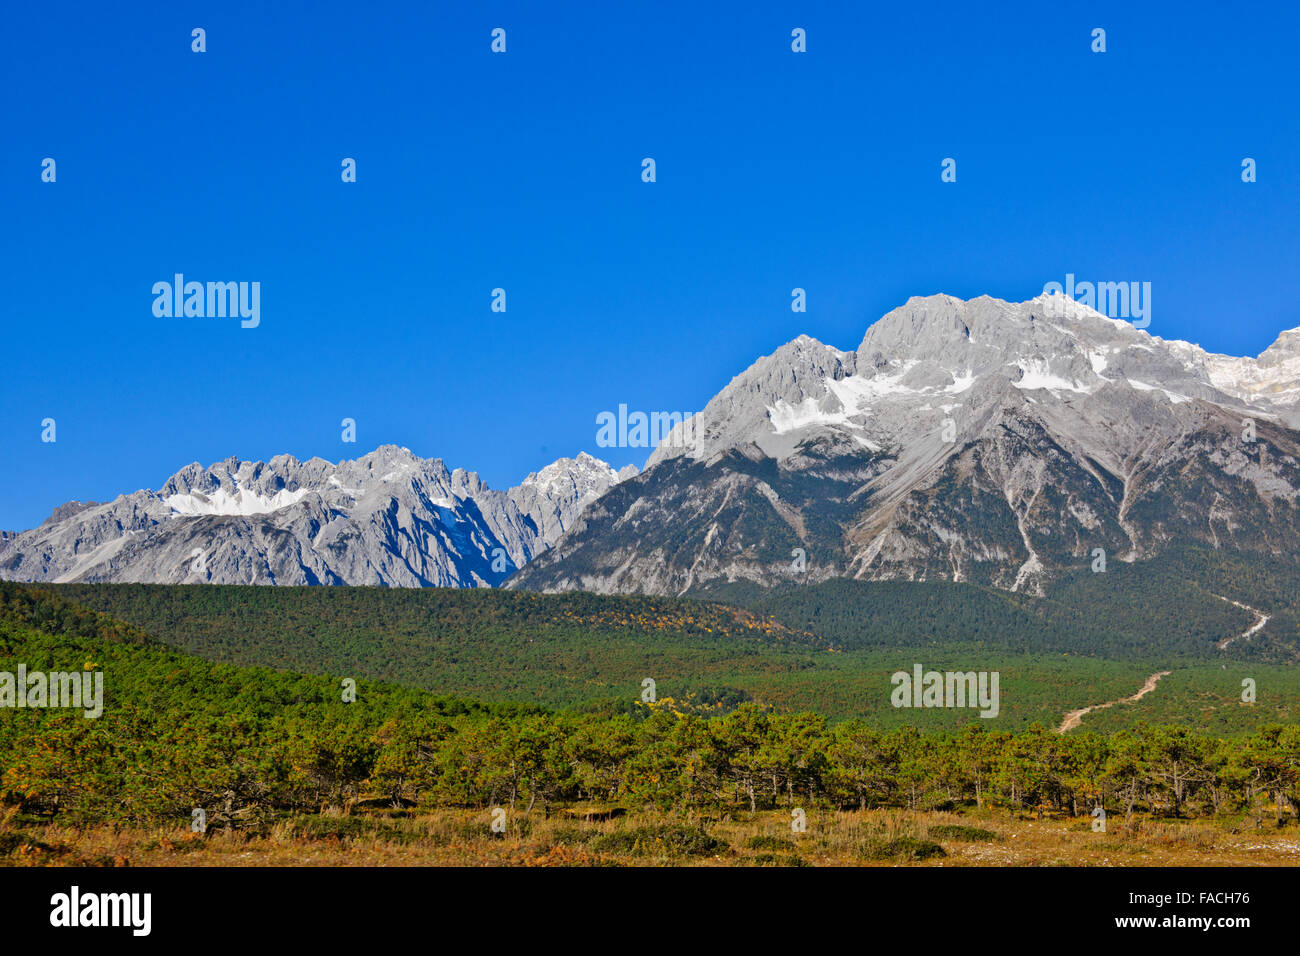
[1211,594,1269,650]
[1056,671,1171,733]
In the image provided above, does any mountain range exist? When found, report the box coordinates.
[510,293,1300,596]
[6,292,1300,597]
[0,445,634,586]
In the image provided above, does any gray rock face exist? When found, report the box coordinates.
[0,445,627,587]
[507,453,634,545]
[514,294,1300,596]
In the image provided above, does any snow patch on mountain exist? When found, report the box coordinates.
[1013,359,1092,394]
[0,445,630,588]
[165,486,311,517]
[651,292,1300,469]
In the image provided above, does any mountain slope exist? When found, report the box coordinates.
[511,294,1300,596]
[0,446,631,587]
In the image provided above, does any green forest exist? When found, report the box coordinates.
[2,582,1299,833]
[694,545,1300,662]
[41,579,1300,731]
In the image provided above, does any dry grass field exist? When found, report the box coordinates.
[5,805,1299,868]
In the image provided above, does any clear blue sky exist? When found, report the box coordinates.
[2,1,1298,530]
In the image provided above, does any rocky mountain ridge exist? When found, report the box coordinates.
[0,446,632,587]
[511,294,1300,596]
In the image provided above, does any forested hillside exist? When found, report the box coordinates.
[694,546,1300,662]
[47,582,829,712]
[1,582,1299,839]
[32,579,1300,730]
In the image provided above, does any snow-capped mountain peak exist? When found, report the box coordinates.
[0,447,628,588]
[515,293,1300,599]
[648,294,1300,469]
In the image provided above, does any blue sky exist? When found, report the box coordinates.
[2,1,1298,530]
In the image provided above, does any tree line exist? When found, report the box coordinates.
[2,582,1298,830]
